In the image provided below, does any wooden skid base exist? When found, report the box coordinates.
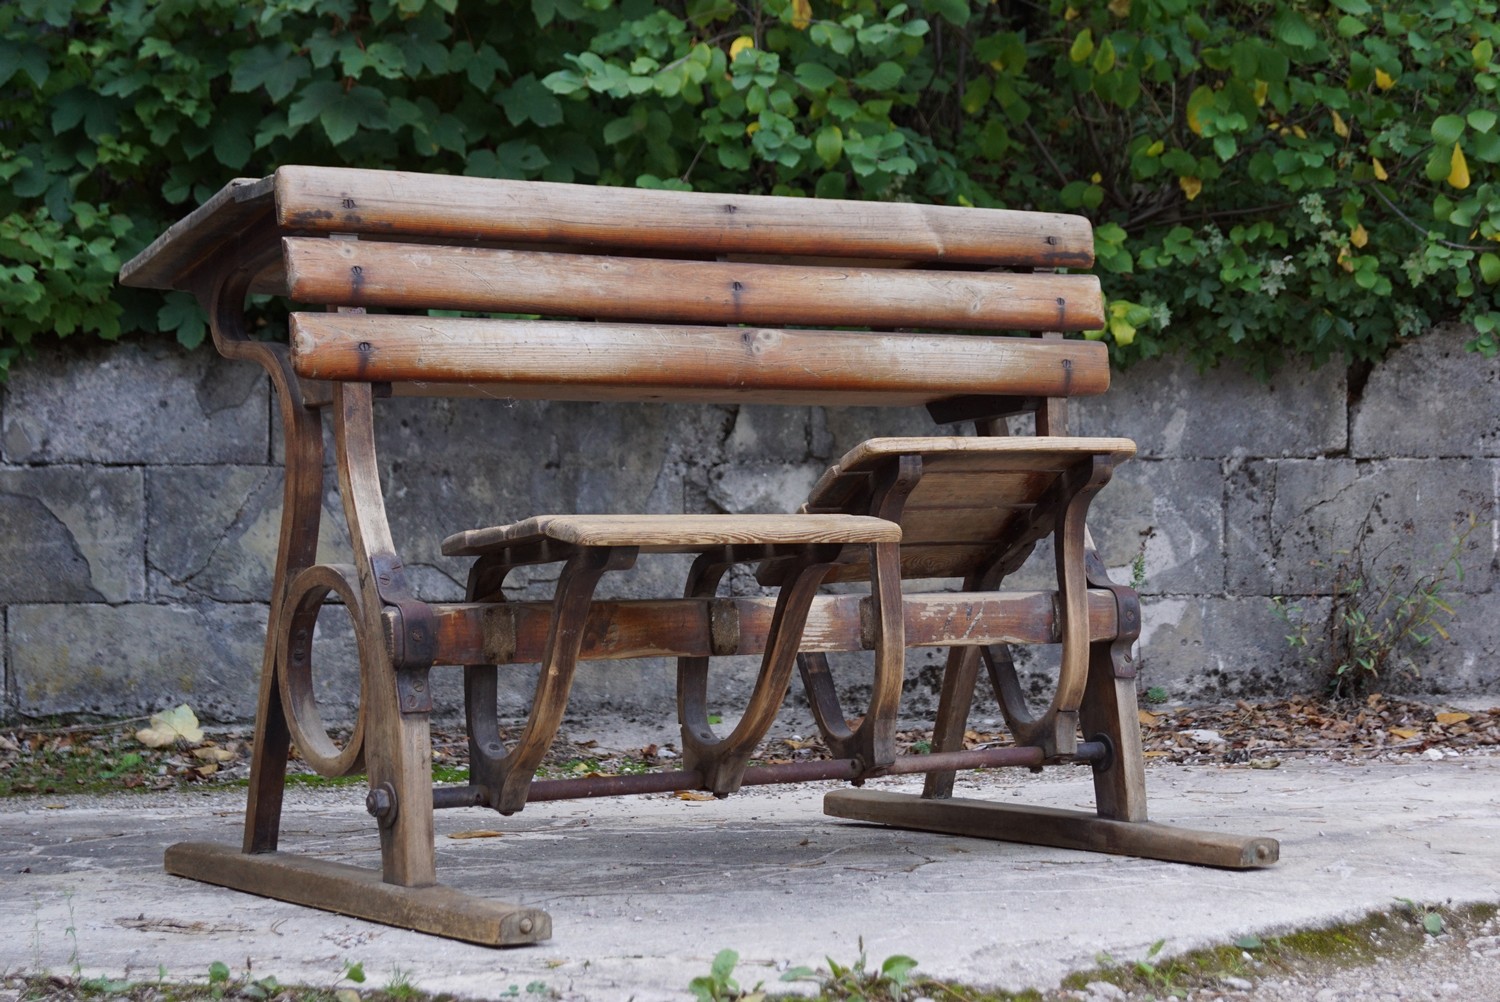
[165,842,551,946]
[824,790,1279,869]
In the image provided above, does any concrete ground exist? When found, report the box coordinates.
[3,755,1498,1000]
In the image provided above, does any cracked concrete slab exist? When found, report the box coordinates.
[3,757,1497,999]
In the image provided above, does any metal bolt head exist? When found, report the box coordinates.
[365,788,392,816]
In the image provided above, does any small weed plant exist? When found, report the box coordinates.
[692,942,919,1002]
[1272,511,1478,698]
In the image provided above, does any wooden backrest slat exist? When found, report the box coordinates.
[289,314,1110,406]
[284,238,1105,332]
[274,166,1094,268]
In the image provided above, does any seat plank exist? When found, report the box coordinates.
[274,166,1094,268]
[289,314,1111,404]
[441,513,899,557]
[284,238,1105,332]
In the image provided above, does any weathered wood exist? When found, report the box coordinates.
[442,513,900,557]
[273,165,1095,267]
[284,238,1105,331]
[417,589,1121,666]
[118,177,276,292]
[823,791,1281,869]
[122,165,1276,948]
[332,382,435,888]
[165,842,550,944]
[289,314,1112,405]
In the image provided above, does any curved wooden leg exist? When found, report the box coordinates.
[682,547,842,795]
[990,458,1113,758]
[470,546,637,814]
[920,644,981,800]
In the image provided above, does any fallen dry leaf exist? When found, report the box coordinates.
[448,830,506,840]
[1139,710,1160,727]
[136,704,203,748]
[192,747,236,763]
[674,790,716,801]
[1389,727,1422,740]
[1435,711,1471,726]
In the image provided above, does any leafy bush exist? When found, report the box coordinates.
[1,0,1495,379]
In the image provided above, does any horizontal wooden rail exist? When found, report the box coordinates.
[395,589,1120,666]
[274,166,1095,268]
[284,238,1105,332]
[289,314,1110,405]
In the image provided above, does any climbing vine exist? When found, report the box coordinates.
[1,0,1495,378]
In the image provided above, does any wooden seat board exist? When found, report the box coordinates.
[289,314,1111,405]
[283,237,1105,332]
[442,513,899,557]
[822,436,1139,473]
[274,166,1094,268]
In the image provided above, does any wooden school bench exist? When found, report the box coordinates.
[120,166,1277,946]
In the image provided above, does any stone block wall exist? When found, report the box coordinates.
[2,327,1496,724]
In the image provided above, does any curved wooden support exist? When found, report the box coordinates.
[202,254,328,854]
[332,382,437,887]
[276,563,368,778]
[469,546,638,815]
[988,457,1116,757]
[681,545,845,796]
[792,458,917,770]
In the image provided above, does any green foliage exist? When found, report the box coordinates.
[1272,511,1477,698]
[2,0,1496,377]
[688,949,762,1002]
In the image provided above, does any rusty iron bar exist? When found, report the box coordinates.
[429,740,1107,809]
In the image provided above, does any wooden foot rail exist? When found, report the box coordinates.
[824,791,1280,870]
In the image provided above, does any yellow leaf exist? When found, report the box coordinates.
[1179,175,1202,201]
[790,0,812,30]
[192,746,236,763]
[1090,171,1102,183]
[1389,727,1421,740]
[448,830,506,839]
[1337,245,1355,272]
[1146,139,1164,156]
[1373,157,1388,180]
[1374,68,1395,90]
[1448,142,1471,189]
[1253,80,1268,107]
[1350,223,1369,248]
[745,121,760,135]
[1292,125,1307,139]
[1436,711,1472,725]
[1331,110,1349,138]
[1064,5,1080,19]
[1185,85,1214,136]
[729,36,755,60]
[136,704,204,748]
[675,790,716,801]
[1138,710,1160,727]
[1108,0,1130,16]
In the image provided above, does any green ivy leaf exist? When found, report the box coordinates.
[499,73,564,127]
[1432,114,1466,146]
[0,40,50,87]
[855,61,904,90]
[1481,253,1500,285]
[158,292,207,350]
[814,124,842,166]
[1467,109,1497,134]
